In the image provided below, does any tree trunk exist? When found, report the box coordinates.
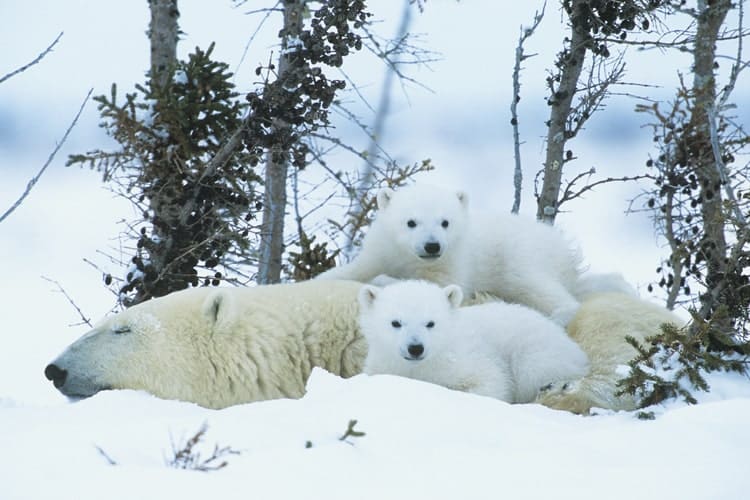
[126,0,180,305]
[149,0,179,89]
[256,0,307,284]
[536,0,588,224]
[691,0,732,323]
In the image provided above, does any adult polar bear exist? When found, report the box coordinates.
[317,183,583,323]
[536,292,684,414]
[45,280,681,413]
[358,280,590,403]
[45,280,366,409]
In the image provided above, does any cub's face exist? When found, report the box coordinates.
[358,281,463,363]
[377,185,468,260]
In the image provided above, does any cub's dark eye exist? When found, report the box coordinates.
[441,220,449,228]
[391,320,402,328]
[407,220,417,228]
[426,321,435,328]
[113,326,131,335]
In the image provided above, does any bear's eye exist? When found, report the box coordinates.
[426,321,435,328]
[406,219,417,229]
[441,220,449,228]
[112,325,131,335]
[391,320,402,328]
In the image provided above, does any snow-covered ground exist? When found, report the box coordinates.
[4,368,750,500]
[3,3,750,499]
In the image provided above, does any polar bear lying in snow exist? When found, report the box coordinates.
[45,280,366,409]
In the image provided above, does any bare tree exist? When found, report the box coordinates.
[640,0,749,334]
[510,4,545,214]
[534,0,664,224]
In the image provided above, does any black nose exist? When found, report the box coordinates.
[424,242,441,255]
[407,344,424,358]
[45,364,68,388]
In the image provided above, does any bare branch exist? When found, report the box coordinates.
[233,1,281,77]
[707,106,747,227]
[510,1,546,214]
[0,88,92,224]
[94,445,118,466]
[41,276,93,328]
[558,167,651,207]
[0,32,63,85]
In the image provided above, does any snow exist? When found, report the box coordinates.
[2,2,750,498]
[173,69,189,85]
[2,367,749,500]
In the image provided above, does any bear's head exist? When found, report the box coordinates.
[44,287,237,406]
[375,184,468,261]
[358,280,463,366]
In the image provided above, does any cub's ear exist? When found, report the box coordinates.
[376,188,395,210]
[358,285,380,310]
[456,190,468,208]
[443,285,464,308]
[202,290,235,328]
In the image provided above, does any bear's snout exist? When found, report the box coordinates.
[423,242,441,256]
[406,343,425,360]
[44,363,68,388]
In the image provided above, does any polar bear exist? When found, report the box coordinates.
[536,292,685,414]
[318,183,583,323]
[358,280,590,403]
[44,280,366,409]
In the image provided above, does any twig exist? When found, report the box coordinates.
[558,167,651,206]
[95,445,118,466]
[510,1,545,214]
[167,422,240,472]
[338,419,366,443]
[706,106,747,227]
[41,276,93,327]
[0,32,63,85]
[0,88,92,224]
[233,2,280,78]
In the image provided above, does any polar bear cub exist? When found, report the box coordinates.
[319,183,583,324]
[358,280,590,403]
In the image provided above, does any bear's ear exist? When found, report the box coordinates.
[376,188,394,210]
[455,190,468,208]
[202,290,234,327]
[358,285,380,310]
[443,285,463,308]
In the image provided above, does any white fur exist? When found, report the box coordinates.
[358,280,590,403]
[318,183,583,323]
[45,280,366,409]
[535,292,685,414]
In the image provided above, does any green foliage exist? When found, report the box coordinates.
[286,231,339,281]
[68,43,260,306]
[616,313,750,408]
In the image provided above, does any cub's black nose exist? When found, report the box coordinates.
[407,343,424,358]
[44,364,68,388]
[424,242,441,255]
